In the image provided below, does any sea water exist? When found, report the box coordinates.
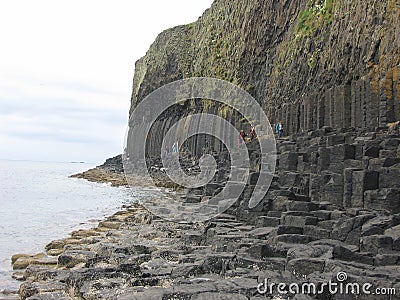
[0,160,134,293]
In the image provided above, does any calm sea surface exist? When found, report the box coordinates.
[0,160,135,293]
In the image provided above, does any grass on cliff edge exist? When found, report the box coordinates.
[295,0,335,40]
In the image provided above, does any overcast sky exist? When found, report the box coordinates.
[0,0,214,163]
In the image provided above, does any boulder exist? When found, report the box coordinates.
[332,245,374,265]
[286,244,333,261]
[287,258,325,277]
[255,216,280,227]
[271,234,314,244]
[364,189,400,213]
[57,250,96,268]
[360,235,393,254]
[279,152,299,171]
[385,225,400,251]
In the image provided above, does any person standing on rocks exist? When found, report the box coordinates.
[172,141,179,153]
[278,120,284,138]
[163,145,169,157]
[249,125,256,140]
[238,129,246,146]
[171,142,176,153]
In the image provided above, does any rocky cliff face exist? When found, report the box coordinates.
[129,0,399,136]
[10,4,400,297]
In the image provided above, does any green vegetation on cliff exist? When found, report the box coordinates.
[295,0,335,40]
[130,0,399,134]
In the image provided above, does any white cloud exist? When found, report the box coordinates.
[0,0,214,162]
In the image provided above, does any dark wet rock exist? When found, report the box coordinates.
[237,251,286,270]
[374,254,400,266]
[364,144,380,158]
[276,226,303,235]
[303,225,330,239]
[279,152,299,171]
[286,201,319,212]
[361,235,393,254]
[255,216,279,227]
[26,291,73,300]
[365,189,400,214]
[385,225,400,251]
[287,258,325,277]
[286,244,333,261]
[24,266,70,283]
[309,239,358,251]
[332,245,374,265]
[191,292,248,300]
[19,282,66,300]
[282,215,318,227]
[331,214,374,243]
[271,234,314,245]
[57,250,96,268]
[361,215,400,236]
[171,263,203,278]
[246,227,275,240]
[200,253,235,274]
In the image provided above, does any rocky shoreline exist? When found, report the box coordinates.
[70,155,128,187]
[70,155,183,190]
[9,126,400,299]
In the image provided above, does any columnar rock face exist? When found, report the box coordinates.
[129,0,399,140]
[14,126,400,299]
[125,0,399,216]
[252,127,400,216]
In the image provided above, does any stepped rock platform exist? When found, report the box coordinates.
[12,126,400,299]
